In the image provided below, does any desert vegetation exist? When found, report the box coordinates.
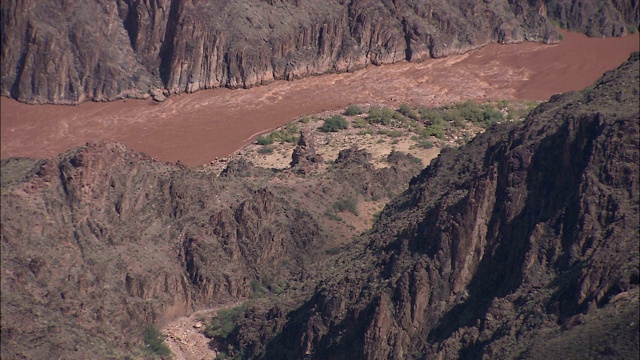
[321,115,349,132]
[143,325,171,356]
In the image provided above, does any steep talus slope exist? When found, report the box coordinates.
[229,53,640,359]
[2,0,637,104]
[0,138,423,358]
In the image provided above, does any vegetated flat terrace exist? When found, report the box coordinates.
[1,30,638,166]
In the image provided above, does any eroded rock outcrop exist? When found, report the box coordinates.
[2,0,637,104]
[290,129,323,173]
[0,141,317,358]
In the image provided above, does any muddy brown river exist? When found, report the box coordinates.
[2,31,638,166]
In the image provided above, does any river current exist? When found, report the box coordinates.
[1,30,638,166]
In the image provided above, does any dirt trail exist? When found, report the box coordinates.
[1,31,638,166]
[162,303,241,360]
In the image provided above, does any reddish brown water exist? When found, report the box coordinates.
[2,31,638,166]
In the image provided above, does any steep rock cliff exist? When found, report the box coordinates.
[2,0,637,104]
[231,53,640,359]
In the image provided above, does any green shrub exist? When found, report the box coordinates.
[270,280,286,295]
[286,123,299,134]
[258,124,300,145]
[353,117,369,128]
[321,115,349,132]
[257,135,274,145]
[258,146,274,154]
[398,104,419,119]
[453,100,484,123]
[426,124,445,139]
[378,129,404,138]
[206,306,246,340]
[271,130,296,143]
[417,139,434,149]
[505,100,538,120]
[333,197,359,215]
[345,104,364,116]
[451,117,467,128]
[368,107,401,125]
[482,108,503,127]
[299,116,310,123]
[143,325,171,356]
[418,107,445,124]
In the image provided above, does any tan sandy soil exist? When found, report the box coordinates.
[205,108,448,174]
[1,31,638,166]
[161,303,241,360]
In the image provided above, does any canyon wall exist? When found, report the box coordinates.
[2,0,637,104]
[0,139,423,358]
[229,53,640,359]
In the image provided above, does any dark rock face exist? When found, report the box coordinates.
[0,142,317,359]
[230,54,640,359]
[0,137,425,358]
[2,0,636,104]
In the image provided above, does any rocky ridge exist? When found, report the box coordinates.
[223,53,640,359]
[2,0,638,104]
[0,137,424,358]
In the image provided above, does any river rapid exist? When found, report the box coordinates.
[1,30,638,166]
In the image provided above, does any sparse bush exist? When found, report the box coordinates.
[261,275,273,290]
[287,123,300,134]
[417,139,435,149]
[257,135,274,145]
[333,197,359,215]
[368,107,401,125]
[250,279,267,298]
[482,108,503,127]
[378,129,404,138]
[353,117,369,128]
[505,100,538,120]
[143,325,171,356]
[325,247,341,255]
[398,104,419,119]
[270,280,286,295]
[451,117,467,128]
[324,208,343,221]
[419,107,445,124]
[257,124,300,145]
[299,116,310,123]
[272,127,298,143]
[345,104,364,116]
[258,146,274,154]
[453,100,484,123]
[426,124,445,139]
[321,115,349,132]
